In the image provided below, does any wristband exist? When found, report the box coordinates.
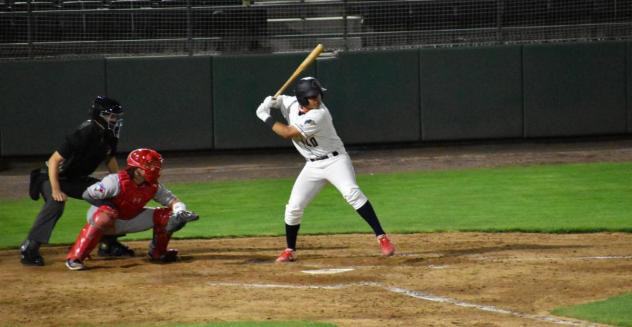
[264,116,276,128]
[173,201,186,213]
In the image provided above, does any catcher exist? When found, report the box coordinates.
[65,148,199,270]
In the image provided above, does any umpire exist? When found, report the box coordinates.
[20,96,134,266]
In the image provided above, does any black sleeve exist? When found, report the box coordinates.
[57,121,92,159]
[109,135,118,157]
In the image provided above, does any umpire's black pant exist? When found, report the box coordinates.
[26,176,98,244]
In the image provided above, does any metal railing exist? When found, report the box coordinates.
[1,0,631,59]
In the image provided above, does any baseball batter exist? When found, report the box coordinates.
[256,76,395,262]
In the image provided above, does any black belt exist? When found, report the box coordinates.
[309,151,339,162]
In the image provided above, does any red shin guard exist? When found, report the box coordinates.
[149,208,173,259]
[66,223,104,261]
[66,205,116,261]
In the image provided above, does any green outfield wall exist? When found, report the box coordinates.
[317,49,421,144]
[420,45,523,140]
[628,42,632,134]
[212,52,315,149]
[523,42,627,137]
[0,41,629,156]
[0,59,105,155]
[106,56,214,152]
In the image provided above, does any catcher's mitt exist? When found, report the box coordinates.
[166,210,199,233]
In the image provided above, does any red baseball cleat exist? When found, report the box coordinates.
[275,248,296,263]
[377,234,395,256]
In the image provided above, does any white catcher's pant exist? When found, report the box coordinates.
[285,153,368,226]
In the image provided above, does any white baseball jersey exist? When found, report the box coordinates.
[264,95,368,226]
[276,95,346,160]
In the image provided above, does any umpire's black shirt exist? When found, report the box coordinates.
[56,120,118,178]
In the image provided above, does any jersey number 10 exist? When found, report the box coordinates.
[302,137,318,147]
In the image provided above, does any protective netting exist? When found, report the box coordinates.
[1,0,631,59]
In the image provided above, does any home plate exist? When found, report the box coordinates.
[302,268,355,275]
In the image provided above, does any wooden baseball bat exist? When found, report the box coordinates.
[274,43,324,98]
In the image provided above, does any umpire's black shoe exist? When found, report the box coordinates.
[98,236,135,257]
[20,240,44,266]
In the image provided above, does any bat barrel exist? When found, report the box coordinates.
[274,43,325,97]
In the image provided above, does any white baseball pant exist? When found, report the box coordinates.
[284,153,368,226]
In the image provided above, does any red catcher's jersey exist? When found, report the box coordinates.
[111,170,158,219]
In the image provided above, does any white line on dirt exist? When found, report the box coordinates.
[207,281,596,326]
[470,255,632,262]
[386,287,595,326]
[578,256,632,260]
[302,268,355,274]
[207,281,359,289]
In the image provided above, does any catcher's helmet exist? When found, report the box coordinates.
[91,96,123,137]
[127,148,163,184]
[294,77,326,107]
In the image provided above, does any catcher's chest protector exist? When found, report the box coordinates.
[112,171,158,219]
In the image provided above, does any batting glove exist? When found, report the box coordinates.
[256,100,272,122]
[267,96,282,109]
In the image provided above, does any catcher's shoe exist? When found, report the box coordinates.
[20,240,44,266]
[377,234,395,256]
[149,249,179,263]
[65,259,86,271]
[275,248,296,263]
[98,237,135,257]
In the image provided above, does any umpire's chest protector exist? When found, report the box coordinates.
[111,171,158,219]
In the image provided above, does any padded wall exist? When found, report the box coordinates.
[420,46,524,141]
[0,59,105,156]
[212,53,315,149]
[106,56,214,152]
[628,42,632,133]
[523,42,627,137]
[316,49,421,145]
[2,41,631,157]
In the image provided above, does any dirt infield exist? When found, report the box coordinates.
[2,139,632,326]
[2,233,632,326]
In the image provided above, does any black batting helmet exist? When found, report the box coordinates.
[294,77,327,107]
[91,96,124,137]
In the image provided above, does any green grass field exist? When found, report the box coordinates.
[552,294,632,327]
[2,162,632,248]
[2,161,631,326]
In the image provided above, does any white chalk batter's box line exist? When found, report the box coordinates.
[207,281,599,326]
[395,252,632,261]
[468,255,632,262]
